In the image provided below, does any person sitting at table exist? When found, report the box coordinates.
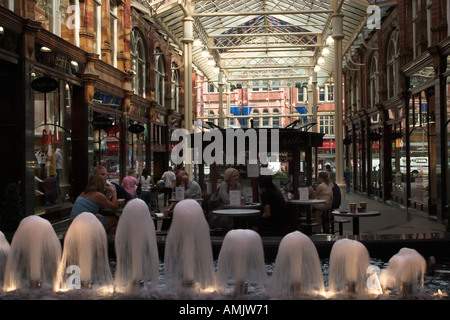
[161,171,202,230]
[248,175,288,235]
[308,171,333,233]
[208,167,242,231]
[70,174,118,232]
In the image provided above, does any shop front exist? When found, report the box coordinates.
[401,53,437,215]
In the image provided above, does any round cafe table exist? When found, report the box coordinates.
[212,208,261,229]
[332,210,380,235]
[223,202,262,209]
[287,199,325,235]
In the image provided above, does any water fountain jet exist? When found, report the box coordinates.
[3,215,61,291]
[380,247,426,296]
[328,238,371,295]
[217,229,267,297]
[164,199,215,292]
[114,198,159,291]
[54,212,113,291]
[267,231,324,298]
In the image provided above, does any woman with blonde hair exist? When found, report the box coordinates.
[70,174,118,227]
[209,167,242,231]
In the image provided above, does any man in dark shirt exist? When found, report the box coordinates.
[249,175,288,235]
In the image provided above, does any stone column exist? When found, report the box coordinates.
[331,0,345,192]
[218,70,225,128]
[182,8,194,176]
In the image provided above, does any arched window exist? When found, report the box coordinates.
[171,62,180,112]
[35,0,64,36]
[93,0,102,55]
[387,32,399,99]
[262,109,269,127]
[272,109,280,128]
[370,53,379,108]
[252,109,260,128]
[130,28,146,97]
[110,1,118,67]
[208,110,216,125]
[154,48,165,106]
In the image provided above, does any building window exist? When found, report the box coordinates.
[448,0,450,36]
[327,85,334,102]
[319,86,325,102]
[252,81,259,91]
[297,87,306,102]
[272,109,280,128]
[110,1,118,67]
[271,80,280,91]
[262,109,269,127]
[171,62,180,112]
[154,48,165,106]
[35,0,62,35]
[130,28,146,98]
[387,32,399,99]
[319,115,334,135]
[370,53,379,108]
[208,110,216,125]
[412,0,418,58]
[426,0,432,47]
[208,83,215,93]
[252,109,260,128]
[93,0,102,56]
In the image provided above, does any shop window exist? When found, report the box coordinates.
[33,76,72,208]
[391,123,405,193]
[128,122,146,172]
[409,127,429,203]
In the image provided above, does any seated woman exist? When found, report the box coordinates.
[208,167,242,231]
[249,175,288,235]
[70,174,118,231]
[309,171,333,233]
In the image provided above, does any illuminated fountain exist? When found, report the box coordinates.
[217,229,267,297]
[267,231,325,298]
[163,199,215,294]
[54,212,113,291]
[0,231,10,287]
[3,216,61,291]
[114,199,159,291]
[380,248,426,296]
[328,238,374,296]
[0,204,446,300]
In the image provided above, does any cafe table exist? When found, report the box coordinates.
[223,202,262,209]
[169,198,204,203]
[211,208,261,229]
[332,210,381,235]
[286,199,325,235]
